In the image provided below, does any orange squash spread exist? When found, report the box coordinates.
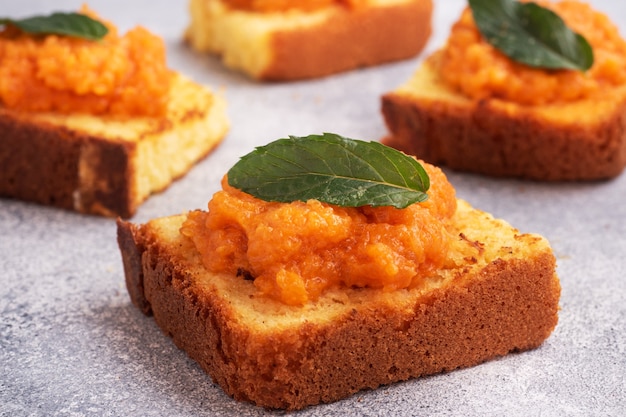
[0,6,173,117]
[439,1,626,105]
[181,162,457,306]
[223,0,367,13]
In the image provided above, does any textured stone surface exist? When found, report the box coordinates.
[1,1,625,416]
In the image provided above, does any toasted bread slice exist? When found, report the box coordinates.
[184,0,433,80]
[381,53,626,181]
[0,74,228,218]
[117,199,560,410]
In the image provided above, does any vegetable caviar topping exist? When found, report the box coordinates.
[222,0,367,12]
[181,136,456,306]
[0,6,173,117]
[439,0,626,105]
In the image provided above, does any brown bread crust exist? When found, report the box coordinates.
[0,75,228,218]
[185,0,433,81]
[117,220,151,315]
[0,110,136,217]
[0,111,82,212]
[261,0,433,80]
[117,205,561,410]
[381,56,626,181]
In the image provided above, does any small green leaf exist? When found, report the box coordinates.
[0,12,108,41]
[468,0,594,71]
[227,133,430,209]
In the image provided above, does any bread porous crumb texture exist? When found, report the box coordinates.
[382,54,626,181]
[185,0,434,80]
[117,200,561,410]
[0,74,228,218]
[382,0,626,181]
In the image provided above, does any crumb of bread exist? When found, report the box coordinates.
[185,0,433,80]
[117,199,560,409]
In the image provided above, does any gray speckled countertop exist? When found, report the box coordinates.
[2,0,626,416]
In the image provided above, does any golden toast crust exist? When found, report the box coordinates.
[117,201,560,410]
[263,0,433,80]
[185,0,433,80]
[382,55,626,181]
[0,111,137,216]
[0,74,228,218]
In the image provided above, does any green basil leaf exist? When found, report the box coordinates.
[469,0,594,71]
[227,133,430,209]
[0,12,108,41]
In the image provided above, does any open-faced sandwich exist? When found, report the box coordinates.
[117,133,561,410]
[185,0,434,80]
[382,0,626,181]
[0,6,229,218]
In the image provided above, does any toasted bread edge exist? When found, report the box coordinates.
[116,201,561,410]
